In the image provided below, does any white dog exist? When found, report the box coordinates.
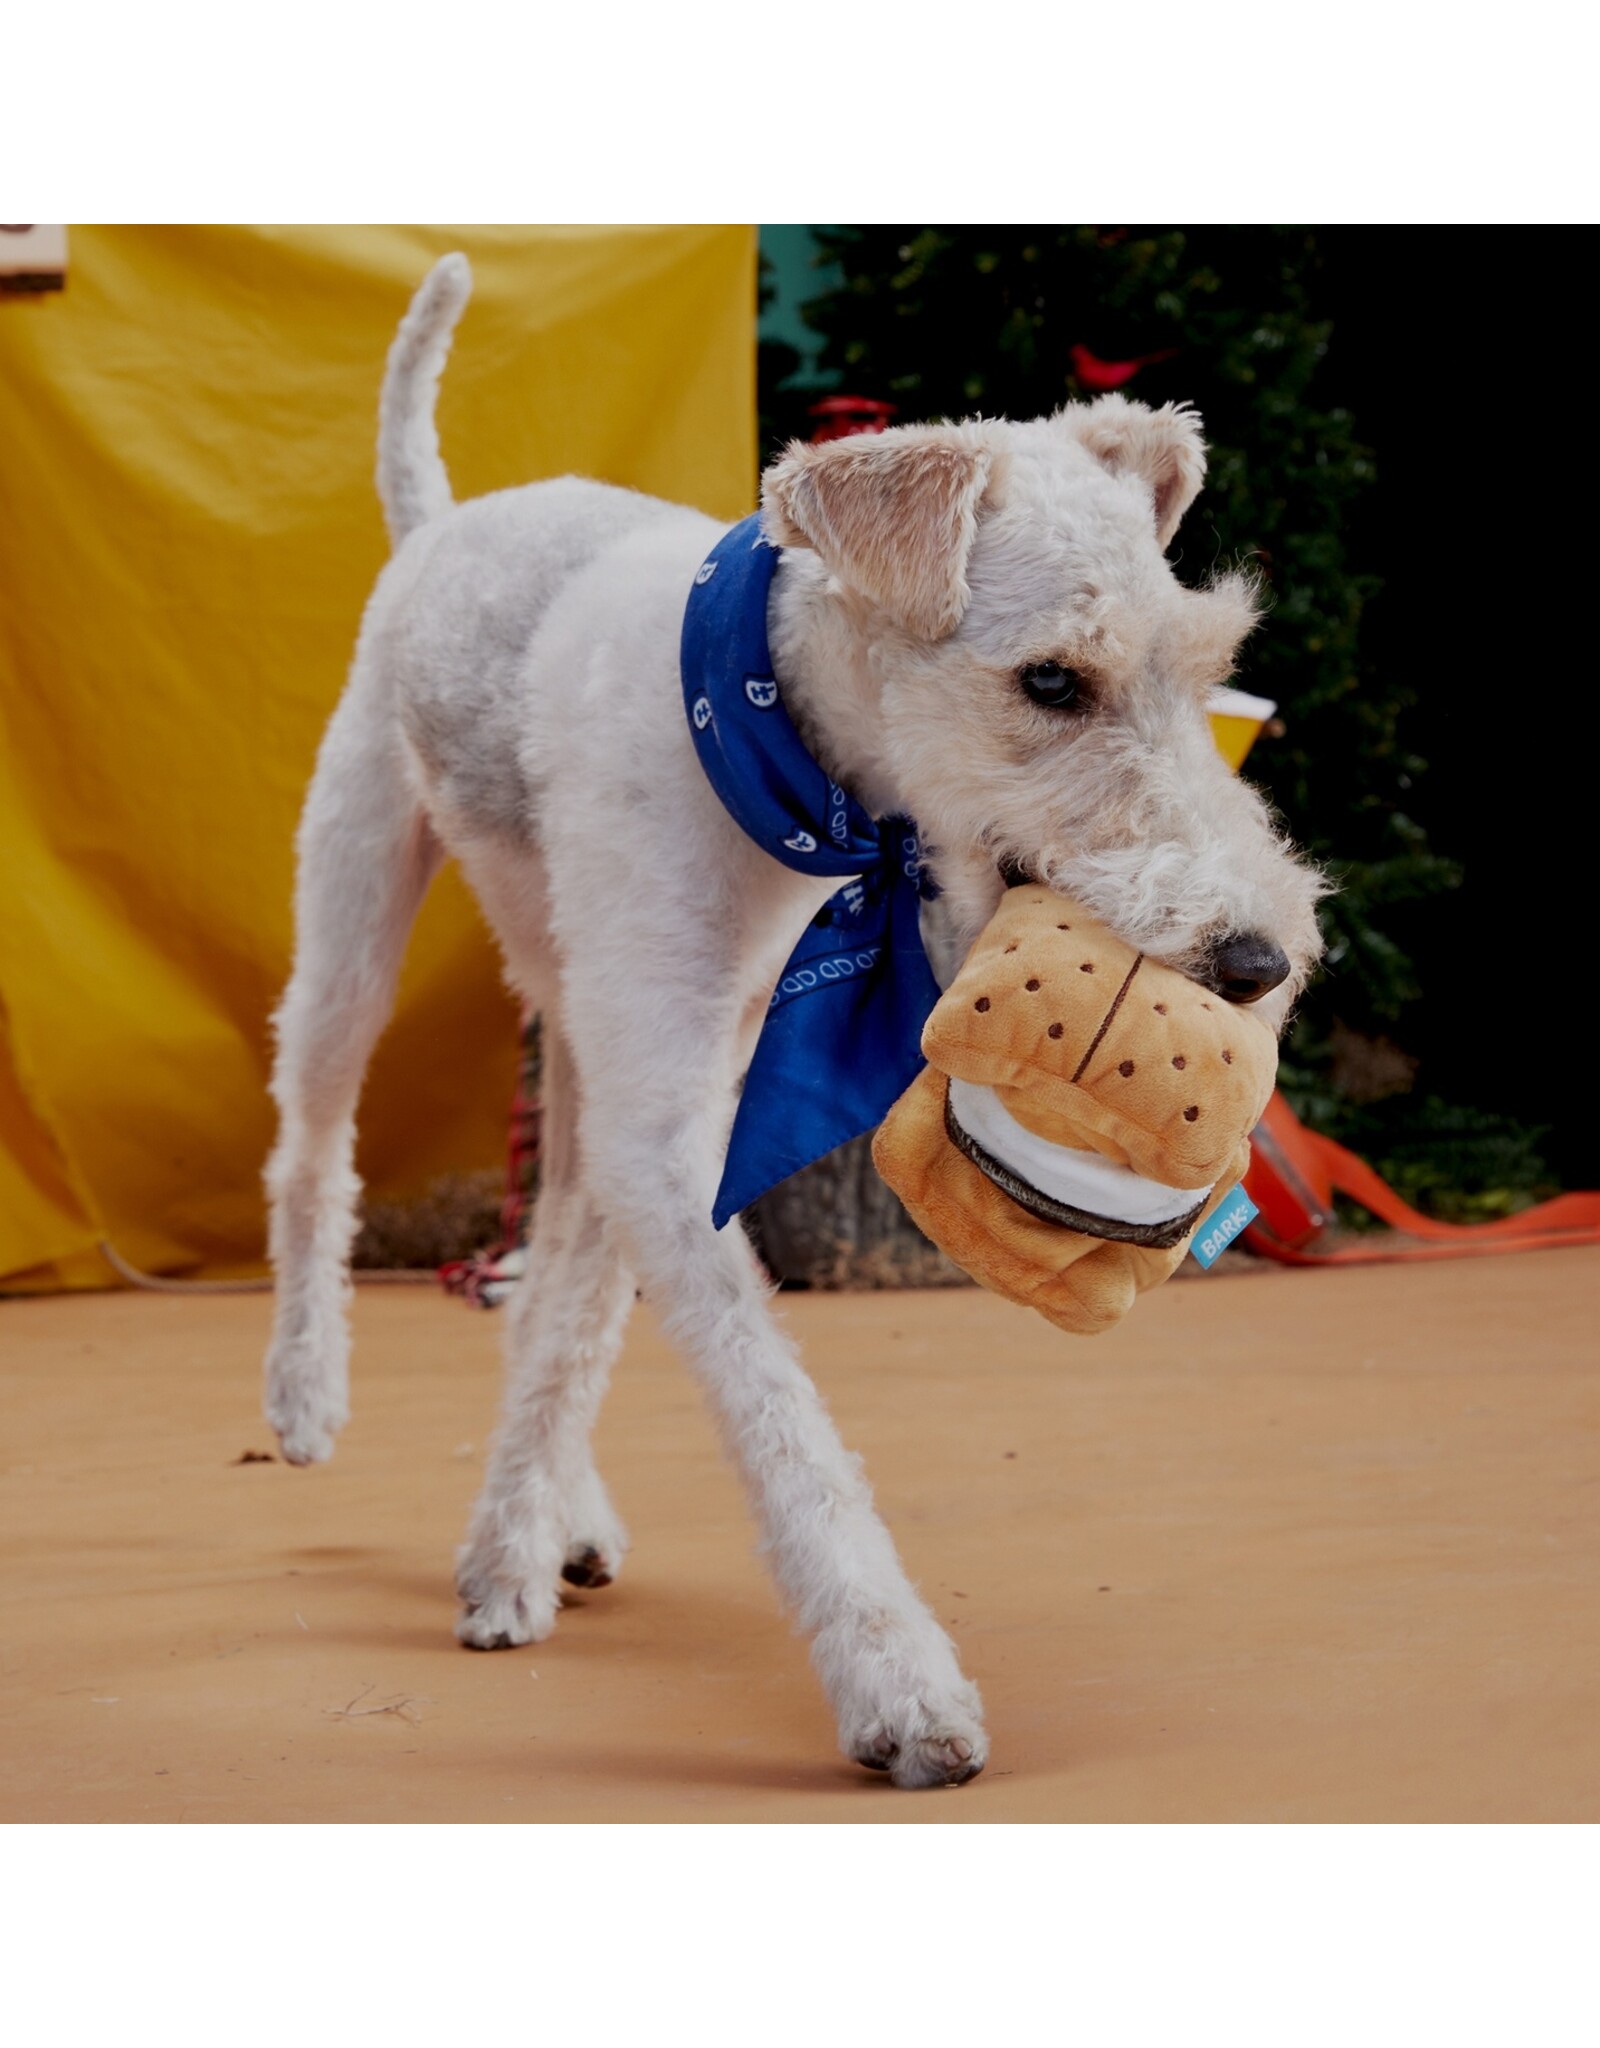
[264,255,1324,1788]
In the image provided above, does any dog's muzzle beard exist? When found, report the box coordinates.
[941,1077,1211,1250]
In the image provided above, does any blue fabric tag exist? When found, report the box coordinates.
[1190,1184,1260,1269]
[681,514,942,1229]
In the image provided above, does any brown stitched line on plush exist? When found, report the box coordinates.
[1069,953,1144,1085]
[942,1081,1206,1250]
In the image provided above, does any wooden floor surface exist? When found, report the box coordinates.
[2,1250,1596,1821]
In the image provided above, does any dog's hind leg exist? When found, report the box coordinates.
[454,1023,636,1647]
[263,670,442,1464]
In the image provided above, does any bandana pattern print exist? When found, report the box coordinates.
[681,514,942,1228]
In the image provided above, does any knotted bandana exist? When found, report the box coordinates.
[682,513,942,1229]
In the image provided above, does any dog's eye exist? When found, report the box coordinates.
[1018,661,1083,710]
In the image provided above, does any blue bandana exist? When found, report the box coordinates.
[682,513,943,1229]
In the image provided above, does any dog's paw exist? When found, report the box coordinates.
[560,1474,628,1589]
[263,1349,347,1467]
[454,1579,559,1650]
[455,1528,563,1648]
[560,1542,616,1589]
[276,1421,338,1467]
[851,1723,988,1789]
[822,1617,989,1789]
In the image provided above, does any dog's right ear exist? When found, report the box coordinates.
[761,424,994,641]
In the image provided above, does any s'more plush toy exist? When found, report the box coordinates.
[873,887,1278,1335]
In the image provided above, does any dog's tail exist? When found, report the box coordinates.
[375,252,473,548]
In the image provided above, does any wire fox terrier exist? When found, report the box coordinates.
[264,255,1324,1788]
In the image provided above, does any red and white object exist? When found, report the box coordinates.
[1244,1091,1600,1265]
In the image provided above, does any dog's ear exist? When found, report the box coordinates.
[1069,395,1207,550]
[761,424,994,641]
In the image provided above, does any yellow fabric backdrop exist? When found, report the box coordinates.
[0,226,756,1290]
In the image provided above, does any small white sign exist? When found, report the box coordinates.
[0,224,68,292]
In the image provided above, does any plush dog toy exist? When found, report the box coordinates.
[873,888,1278,1334]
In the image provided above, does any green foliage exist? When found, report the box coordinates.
[758,226,1556,1215]
[756,247,807,455]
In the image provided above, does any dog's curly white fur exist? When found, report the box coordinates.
[264,256,1324,1789]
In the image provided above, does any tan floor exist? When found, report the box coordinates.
[2,1249,1597,1822]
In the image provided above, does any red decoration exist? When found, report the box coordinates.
[808,395,897,442]
[1068,344,1178,392]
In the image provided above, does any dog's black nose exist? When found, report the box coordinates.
[1204,931,1291,1005]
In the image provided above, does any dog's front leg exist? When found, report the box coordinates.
[453,1184,635,1646]
[580,1034,987,1789]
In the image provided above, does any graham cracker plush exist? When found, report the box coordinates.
[873,888,1278,1335]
